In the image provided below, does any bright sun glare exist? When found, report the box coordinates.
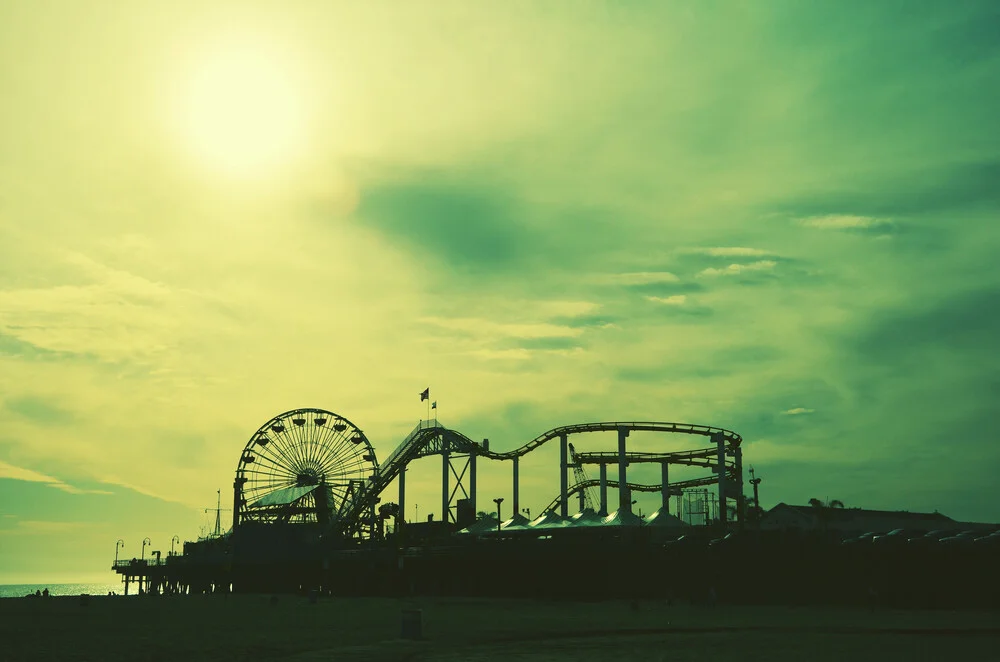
[178,44,306,178]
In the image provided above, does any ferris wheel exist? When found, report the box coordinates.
[234,408,379,526]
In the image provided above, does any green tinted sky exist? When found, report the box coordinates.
[1,1,998,582]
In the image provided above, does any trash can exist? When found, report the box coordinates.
[400,608,422,640]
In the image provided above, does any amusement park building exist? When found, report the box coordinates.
[760,503,958,535]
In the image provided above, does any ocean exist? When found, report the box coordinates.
[0,583,123,598]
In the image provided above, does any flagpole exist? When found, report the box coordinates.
[420,387,430,425]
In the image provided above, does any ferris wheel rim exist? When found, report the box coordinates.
[235,407,379,525]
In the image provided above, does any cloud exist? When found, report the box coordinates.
[782,407,815,416]
[5,520,93,535]
[533,301,601,318]
[743,439,859,465]
[356,181,531,273]
[500,336,585,352]
[646,295,687,305]
[0,252,227,363]
[468,349,533,361]
[799,215,886,230]
[4,396,76,426]
[698,260,777,277]
[598,272,680,286]
[0,460,111,495]
[0,333,89,362]
[419,316,582,340]
[854,287,1000,362]
[470,345,585,361]
[690,247,770,257]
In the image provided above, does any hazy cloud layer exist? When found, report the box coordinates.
[1,0,998,578]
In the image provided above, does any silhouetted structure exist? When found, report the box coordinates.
[112,407,998,608]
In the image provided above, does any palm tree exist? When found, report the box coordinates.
[378,502,400,519]
[808,498,845,534]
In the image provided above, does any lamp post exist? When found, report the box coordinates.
[171,535,180,556]
[749,467,762,529]
[115,539,124,565]
[493,497,504,533]
[142,537,151,562]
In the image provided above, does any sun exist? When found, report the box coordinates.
[177,43,307,179]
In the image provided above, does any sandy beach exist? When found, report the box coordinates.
[2,594,996,661]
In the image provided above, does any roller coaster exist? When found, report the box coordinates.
[230,408,747,540]
[115,407,1000,607]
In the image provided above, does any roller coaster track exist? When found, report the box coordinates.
[336,420,741,534]
[574,448,733,470]
[442,421,741,460]
[335,421,446,534]
[540,475,725,515]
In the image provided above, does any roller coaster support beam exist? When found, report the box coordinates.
[661,462,670,513]
[559,433,569,517]
[618,427,630,514]
[734,444,744,527]
[599,464,608,516]
[512,456,520,518]
[398,467,406,528]
[714,431,726,525]
[469,446,477,516]
[232,476,241,531]
[442,436,450,523]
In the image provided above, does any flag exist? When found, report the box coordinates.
[431,401,437,409]
[419,388,429,401]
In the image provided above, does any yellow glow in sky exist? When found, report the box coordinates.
[176,42,307,179]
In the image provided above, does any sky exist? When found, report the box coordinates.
[1,1,998,583]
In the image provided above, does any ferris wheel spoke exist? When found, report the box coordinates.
[308,418,332,469]
[309,423,336,475]
[302,423,325,473]
[247,452,299,480]
[277,413,308,468]
[250,444,295,470]
[243,468,297,489]
[318,431,358,474]
[257,420,299,473]
[315,418,344,468]
[318,447,359,481]
[246,469,297,485]
[314,435,346,475]
[324,441,370,475]
[327,484,352,506]
[277,415,306,471]
[292,416,317,471]
[323,441,365,470]
[309,420,338,471]
[324,450,368,476]
[254,433,298,470]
